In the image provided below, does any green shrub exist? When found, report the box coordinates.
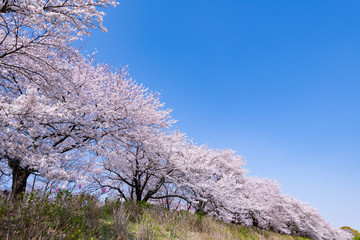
[342,226,360,240]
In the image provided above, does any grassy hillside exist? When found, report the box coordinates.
[120,205,310,240]
[0,191,315,240]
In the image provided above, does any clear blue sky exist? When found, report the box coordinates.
[84,0,360,229]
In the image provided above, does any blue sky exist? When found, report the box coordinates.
[84,0,360,229]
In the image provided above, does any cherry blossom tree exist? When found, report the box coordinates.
[0,53,175,198]
[91,130,185,202]
[0,0,117,95]
[89,130,248,208]
[0,0,118,198]
[168,143,246,214]
[227,176,353,240]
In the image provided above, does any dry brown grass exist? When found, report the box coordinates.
[127,206,310,240]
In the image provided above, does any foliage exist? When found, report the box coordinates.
[341,226,360,240]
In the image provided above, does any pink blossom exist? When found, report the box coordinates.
[79,184,82,189]
[55,189,58,193]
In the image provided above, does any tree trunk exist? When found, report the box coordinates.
[135,186,142,202]
[8,159,31,199]
[195,200,207,214]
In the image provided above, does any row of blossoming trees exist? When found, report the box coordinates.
[0,1,353,239]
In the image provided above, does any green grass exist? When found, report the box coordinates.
[0,191,314,240]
